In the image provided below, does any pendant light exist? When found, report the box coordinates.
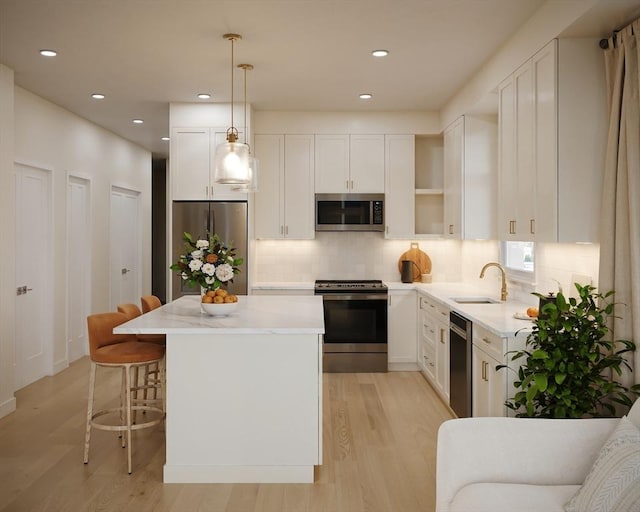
[214,34,250,185]
[234,63,259,192]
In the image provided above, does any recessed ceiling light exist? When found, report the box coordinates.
[40,49,57,57]
[359,93,373,99]
[372,49,389,57]
[132,119,144,124]
[197,93,211,99]
[161,137,170,141]
[91,93,105,100]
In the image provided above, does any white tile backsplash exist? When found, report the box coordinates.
[253,235,601,303]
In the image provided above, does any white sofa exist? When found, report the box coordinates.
[436,399,640,512]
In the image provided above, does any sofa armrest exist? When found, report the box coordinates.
[435,416,618,512]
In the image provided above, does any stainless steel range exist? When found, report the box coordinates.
[314,280,388,373]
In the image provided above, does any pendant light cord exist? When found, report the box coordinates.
[230,37,234,129]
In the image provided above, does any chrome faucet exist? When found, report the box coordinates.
[479,262,508,301]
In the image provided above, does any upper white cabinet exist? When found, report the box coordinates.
[498,38,606,243]
[443,115,498,240]
[254,134,315,239]
[171,127,248,201]
[315,134,385,193]
[384,134,415,239]
[349,134,385,193]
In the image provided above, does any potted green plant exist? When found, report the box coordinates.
[500,283,640,418]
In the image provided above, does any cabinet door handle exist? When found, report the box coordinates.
[449,224,454,235]
[285,225,289,236]
[280,225,284,235]
[482,360,487,381]
[482,336,491,345]
[509,220,516,234]
[530,219,535,234]
[350,180,354,190]
[346,180,349,190]
[439,329,445,344]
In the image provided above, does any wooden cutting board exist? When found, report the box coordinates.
[398,243,432,282]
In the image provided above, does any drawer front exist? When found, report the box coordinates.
[419,295,450,322]
[473,324,505,362]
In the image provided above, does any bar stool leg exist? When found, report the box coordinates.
[83,362,97,464]
[125,364,133,474]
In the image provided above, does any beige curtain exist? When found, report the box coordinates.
[599,19,640,387]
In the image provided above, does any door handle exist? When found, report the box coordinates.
[121,268,131,275]
[16,286,33,295]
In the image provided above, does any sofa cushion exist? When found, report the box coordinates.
[564,416,640,512]
[450,483,579,512]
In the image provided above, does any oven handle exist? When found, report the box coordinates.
[320,294,388,301]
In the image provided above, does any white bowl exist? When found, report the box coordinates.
[201,301,239,316]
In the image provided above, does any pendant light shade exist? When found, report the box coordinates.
[233,63,259,191]
[214,34,251,185]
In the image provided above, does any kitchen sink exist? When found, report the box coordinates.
[451,297,501,304]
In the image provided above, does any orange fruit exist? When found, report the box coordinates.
[213,295,224,304]
[206,290,216,297]
[202,295,213,303]
[526,307,539,318]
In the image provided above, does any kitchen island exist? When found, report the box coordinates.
[114,295,324,484]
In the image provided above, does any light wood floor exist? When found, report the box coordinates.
[0,358,453,512]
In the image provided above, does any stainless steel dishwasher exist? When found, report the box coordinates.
[449,311,472,418]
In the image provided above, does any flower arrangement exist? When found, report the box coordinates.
[170,232,243,292]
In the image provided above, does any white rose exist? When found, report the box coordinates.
[205,276,215,285]
[188,259,203,272]
[181,272,189,280]
[201,263,215,276]
[196,239,209,249]
[191,249,203,259]
[215,263,234,282]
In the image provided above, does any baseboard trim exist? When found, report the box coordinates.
[388,362,419,371]
[53,358,69,375]
[0,396,16,419]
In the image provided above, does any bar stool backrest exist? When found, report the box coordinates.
[141,295,162,313]
[117,303,142,320]
[86,312,135,357]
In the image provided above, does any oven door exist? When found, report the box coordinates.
[322,294,387,352]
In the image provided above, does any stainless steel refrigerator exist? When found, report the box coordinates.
[172,201,248,300]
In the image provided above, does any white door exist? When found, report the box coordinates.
[14,163,53,390]
[67,176,91,362]
[349,134,385,193]
[110,187,141,311]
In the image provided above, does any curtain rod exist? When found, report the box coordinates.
[600,16,638,49]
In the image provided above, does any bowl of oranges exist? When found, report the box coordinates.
[200,288,239,316]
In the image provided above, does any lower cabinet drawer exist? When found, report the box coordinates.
[472,324,505,362]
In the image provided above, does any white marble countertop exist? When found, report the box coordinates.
[409,282,534,338]
[114,295,325,335]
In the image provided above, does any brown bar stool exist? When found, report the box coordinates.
[117,302,165,409]
[83,311,165,474]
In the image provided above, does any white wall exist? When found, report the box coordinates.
[0,64,16,417]
[1,83,152,411]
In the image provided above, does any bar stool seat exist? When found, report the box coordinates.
[84,311,165,474]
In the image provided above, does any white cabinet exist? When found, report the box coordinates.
[472,344,506,418]
[388,289,417,370]
[443,118,463,238]
[384,135,415,238]
[498,38,606,243]
[444,115,498,240]
[349,134,385,193]
[170,127,248,201]
[418,294,449,401]
[470,324,527,417]
[315,134,385,193]
[254,134,315,239]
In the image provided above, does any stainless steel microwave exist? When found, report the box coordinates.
[315,193,384,232]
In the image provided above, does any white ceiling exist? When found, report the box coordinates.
[1,0,639,158]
